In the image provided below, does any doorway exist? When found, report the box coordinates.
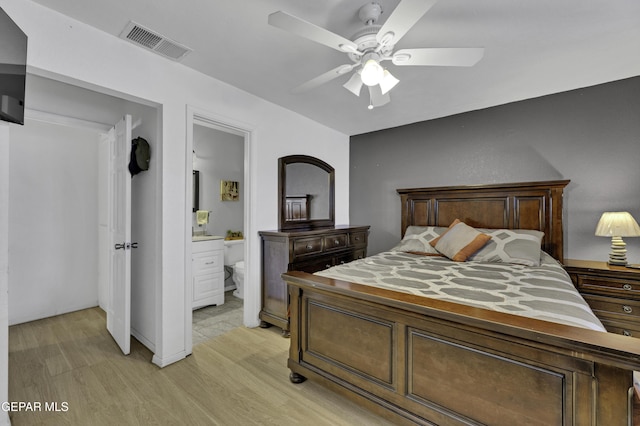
[6,74,160,355]
[185,107,254,352]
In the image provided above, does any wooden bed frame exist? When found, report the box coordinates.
[282,180,640,425]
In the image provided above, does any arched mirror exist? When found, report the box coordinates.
[279,155,335,230]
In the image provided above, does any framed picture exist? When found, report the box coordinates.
[220,180,239,201]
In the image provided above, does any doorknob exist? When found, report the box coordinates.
[114,243,126,250]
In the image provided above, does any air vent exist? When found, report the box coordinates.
[119,21,192,61]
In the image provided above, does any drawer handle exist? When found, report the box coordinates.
[354,237,360,241]
[623,284,632,291]
[205,261,214,265]
[340,260,345,264]
[334,239,340,245]
[325,264,331,268]
[623,330,632,337]
[623,305,633,314]
[306,245,313,250]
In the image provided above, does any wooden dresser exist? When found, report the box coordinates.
[259,225,369,336]
[564,259,640,337]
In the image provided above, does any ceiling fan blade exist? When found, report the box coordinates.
[369,85,390,108]
[392,48,484,67]
[376,0,439,47]
[292,64,356,93]
[268,11,359,54]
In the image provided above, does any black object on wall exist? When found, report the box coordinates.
[0,7,27,125]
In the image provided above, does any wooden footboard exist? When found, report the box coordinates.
[285,272,640,426]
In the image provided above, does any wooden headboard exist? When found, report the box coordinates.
[397,180,570,263]
[285,195,310,221]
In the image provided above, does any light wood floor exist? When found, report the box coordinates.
[8,307,393,426]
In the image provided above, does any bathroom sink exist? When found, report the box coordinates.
[192,235,224,242]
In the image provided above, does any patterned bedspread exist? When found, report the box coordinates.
[315,251,605,331]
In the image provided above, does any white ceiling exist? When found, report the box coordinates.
[31,0,640,136]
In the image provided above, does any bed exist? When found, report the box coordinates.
[282,180,640,426]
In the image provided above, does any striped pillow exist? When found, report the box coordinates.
[431,220,491,262]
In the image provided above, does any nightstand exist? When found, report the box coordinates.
[564,259,640,337]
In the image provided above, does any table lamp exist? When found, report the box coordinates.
[595,211,640,266]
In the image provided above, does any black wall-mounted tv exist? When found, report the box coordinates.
[0,7,27,125]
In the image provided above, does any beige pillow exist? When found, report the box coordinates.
[430,219,491,262]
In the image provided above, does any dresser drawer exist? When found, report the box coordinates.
[323,233,348,251]
[293,237,323,257]
[599,318,640,337]
[576,275,640,299]
[292,256,334,274]
[583,294,640,320]
[349,231,367,247]
[352,248,366,261]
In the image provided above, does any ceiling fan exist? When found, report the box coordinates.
[268,0,484,109]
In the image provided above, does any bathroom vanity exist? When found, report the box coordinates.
[192,236,225,309]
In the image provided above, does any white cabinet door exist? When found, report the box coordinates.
[192,240,225,309]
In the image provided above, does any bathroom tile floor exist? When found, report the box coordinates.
[192,290,243,346]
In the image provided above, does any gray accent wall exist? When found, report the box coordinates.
[350,76,640,264]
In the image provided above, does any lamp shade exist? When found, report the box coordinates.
[595,212,640,237]
[343,72,363,96]
[379,70,399,95]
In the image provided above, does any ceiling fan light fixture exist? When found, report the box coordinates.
[379,69,399,95]
[343,72,364,96]
[361,59,384,86]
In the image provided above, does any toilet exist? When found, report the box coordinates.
[223,239,244,299]
[232,261,245,299]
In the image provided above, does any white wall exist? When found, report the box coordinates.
[1,0,350,367]
[8,119,100,324]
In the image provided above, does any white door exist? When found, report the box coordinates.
[107,115,132,355]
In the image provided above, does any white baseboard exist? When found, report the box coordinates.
[130,327,155,353]
[8,302,99,326]
[151,350,187,368]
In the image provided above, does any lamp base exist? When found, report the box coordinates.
[607,236,628,266]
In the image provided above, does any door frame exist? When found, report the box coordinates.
[185,105,255,354]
